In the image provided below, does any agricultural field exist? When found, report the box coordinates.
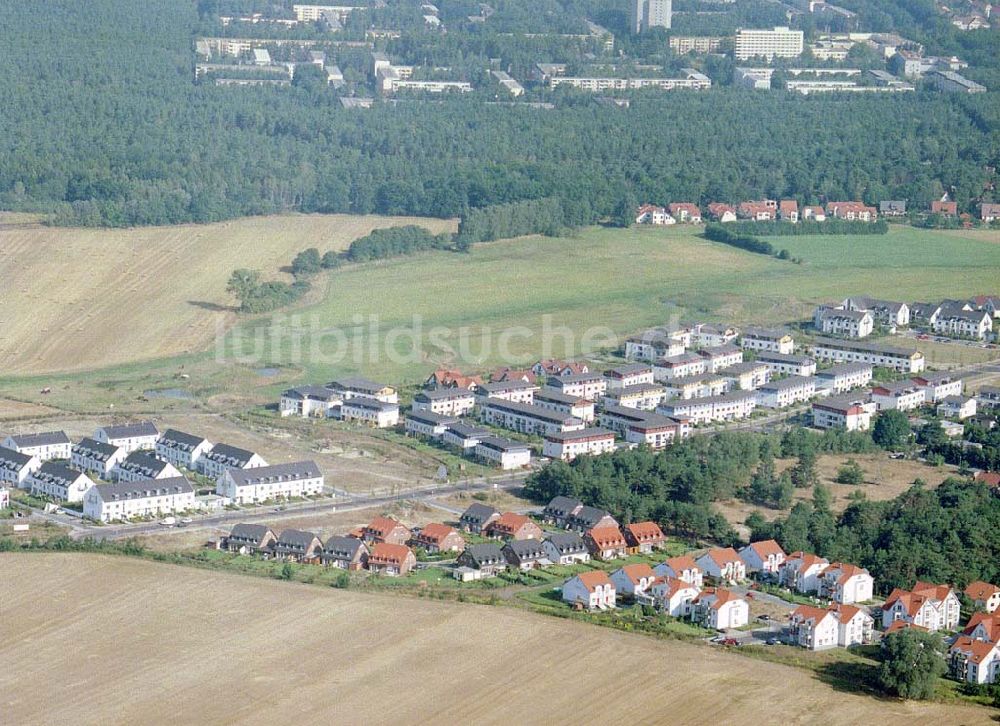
[2,554,992,725]
[0,213,455,375]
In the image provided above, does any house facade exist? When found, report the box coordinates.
[691,587,749,630]
[655,555,704,588]
[1,431,72,461]
[740,327,795,355]
[542,428,616,461]
[817,562,875,604]
[155,429,213,471]
[367,543,416,576]
[412,389,476,417]
[542,532,591,565]
[696,547,747,583]
[216,461,324,504]
[71,438,127,479]
[94,422,159,454]
[812,397,876,431]
[562,571,616,610]
[199,444,268,480]
[27,462,94,503]
[738,539,786,575]
[881,582,961,631]
[0,447,41,487]
[83,476,195,523]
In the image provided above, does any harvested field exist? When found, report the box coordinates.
[0,214,455,375]
[1,554,991,725]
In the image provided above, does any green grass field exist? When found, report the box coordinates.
[220,224,1000,383]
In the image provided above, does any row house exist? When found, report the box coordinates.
[273,529,324,564]
[610,563,657,599]
[881,582,961,631]
[200,444,268,480]
[691,323,738,348]
[455,543,508,580]
[114,451,182,484]
[547,372,607,400]
[756,376,816,408]
[410,523,465,554]
[598,405,690,448]
[691,587,749,630]
[825,201,877,221]
[478,379,538,403]
[216,461,324,505]
[485,512,543,541]
[817,562,874,604]
[71,438,126,480]
[95,422,159,454]
[0,447,41,487]
[412,388,476,417]
[719,362,771,392]
[842,296,910,328]
[655,555,704,588]
[624,329,687,362]
[562,570,616,610]
[458,503,501,534]
[871,382,926,411]
[542,496,583,526]
[326,377,398,403]
[156,429,213,471]
[83,476,195,523]
[336,398,400,428]
[815,362,873,394]
[756,351,817,377]
[696,547,747,584]
[225,524,277,556]
[654,352,707,381]
[542,428,616,462]
[602,383,667,411]
[624,521,667,553]
[814,307,875,339]
[809,337,925,374]
[567,506,618,533]
[542,531,591,565]
[322,536,368,570]
[912,372,963,402]
[932,309,993,340]
[533,387,596,422]
[663,375,727,400]
[637,576,701,617]
[503,539,548,571]
[812,397,877,431]
[27,462,94,503]
[404,411,459,439]
[368,543,416,576]
[699,344,744,373]
[740,327,795,355]
[604,363,654,390]
[363,517,410,545]
[658,391,757,424]
[790,604,874,650]
[669,202,703,223]
[479,399,585,436]
[473,437,532,470]
[279,386,341,417]
[738,539,786,576]
[779,551,830,593]
[585,526,628,560]
[1,431,71,462]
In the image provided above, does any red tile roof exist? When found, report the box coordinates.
[748,539,785,559]
[576,569,613,592]
[974,471,1000,488]
[587,526,627,549]
[616,563,656,585]
[963,612,1000,641]
[964,580,1000,601]
[365,517,406,536]
[369,542,412,565]
[705,547,741,567]
[663,555,700,573]
[415,523,460,545]
[626,521,666,543]
[696,586,743,610]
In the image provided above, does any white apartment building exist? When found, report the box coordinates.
[543,428,617,461]
[699,344,744,373]
[71,438,127,479]
[26,462,94,503]
[477,380,538,404]
[199,444,268,480]
[412,389,476,417]
[735,27,805,60]
[663,375,728,400]
[740,327,795,355]
[631,0,672,33]
[658,391,757,424]
[911,372,964,402]
[625,329,686,361]
[404,411,458,439]
[156,429,213,471]
[1,431,72,462]
[814,308,875,338]
[809,337,925,373]
[279,385,341,417]
[602,383,667,411]
[604,363,655,390]
[327,376,398,403]
[480,399,585,436]
[216,461,324,505]
[756,352,817,377]
[547,373,607,400]
[337,398,400,428]
[473,437,532,470]
[757,376,816,408]
[94,422,159,454]
[533,388,596,422]
[654,352,708,381]
[871,383,926,411]
[933,310,993,340]
[83,477,195,523]
[812,397,876,431]
[815,363,873,394]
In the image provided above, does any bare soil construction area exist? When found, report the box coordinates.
[1,554,991,725]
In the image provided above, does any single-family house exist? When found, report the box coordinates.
[638,576,701,616]
[881,581,961,631]
[880,200,906,217]
[362,516,410,545]
[565,505,618,533]
[1,431,72,461]
[542,531,591,565]
[950,637,1000,685]
[707,202,737,223]
[817,562,875,604]
[696,547,746,583]
[669,202,702,223]
[562,570,616,610]
[802,205,826,222]
[484,512,543,541]
[779,199,799,222]
[738,539,786,576]
[322,536,369,570]
[779,551,830,593]
[456,543,508,577]
[982,203,1000,223]
[635,204,674,225]
[424,368,483,390]
[691,587,749,630]
[542,496,583,525]
[655,555,704,588]
[411,523,465,553]
[367,542,416,576]
[225,523,277,555]
[624,521,667,553]
[585,526,628,560]
[458,503,501,534]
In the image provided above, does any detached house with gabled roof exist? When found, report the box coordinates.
[502,539,549,570]
[542,496,584,525]
[638,576,701,616]
[223,523,278,555]
[367,543,416,576]
[2,431,71,461]
[362,516,410,545]
[199,443,267,480]
[94,421,159,454]
[790,603,874,650]
[71,437,127,479]
[624,521,667,553]
[542,531,591,565]
[882,582,961,631]
[610,563,657,599]
[225,523,277,555]
[950,637,1000,685]
[155,429,213,471]
[565,505,618,533]
[585,526,628,560]
[485,512,543,541]
[965,581,1000,613]
[817,562,874,604]
[738,539,786,576]
[964,612,1000,643]
[217,461,324,505]
[322,536,369,570]
[696,547,746,583]
[655,555,704,588]
[779,551,830,593]
[0,447,41,487]
[458,503,500,534]
[456,543,508,578]
[27,462,94,503]
[563,570,616,610]
[411,523,465,554]
[113,451,182,484]
[691,587,749,630]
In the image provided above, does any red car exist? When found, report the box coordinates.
[721,638,740,647]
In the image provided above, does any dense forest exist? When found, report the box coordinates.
[0,0,997,228]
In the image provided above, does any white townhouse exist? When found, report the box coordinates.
[779,551,830,593]
[199,443,268,480]
[812,397,876,431]
[638,576,701,617]
[882,582,961,631]
[156,429,213,471]
[871,382,926,411]
[477,380,538,404]
[698,344,744,373]
[791,604,874,650]
[543,428,616,461]
[911,372,963,402]
[663,375,727,400]
[655,555,704,588]
[480,399,585,436]
[814,307,874,338]
[279,385,342,417]
[113,451,182,484]
[625,330,687,362]
[533,387,596,422]
[337,398,400,428]
[691,323,739,348]
[217,460,324,504]
[404,411,458,439]
[610,564,658,600]
[817,562,875,604]
[2,431,72,461]
[653,352,708,381]
[720,362,771,391]
[757,376,816,408]
[625,415,690,449]
[0,447,41,487]
[600,383,666,411]
[809,337,925,374]
[933,309,993,340]
[740,326,794,355]
[473,437,532,470]
[691,587,749,630]
[27,462,94,503]
[412,388,476,417]
[842,296,910,328]
[441,423,491,453]
[815,363,873,394]
[950,637,1000,685]
[756,352,817,377]
[94,421,159,454]
[562,571,616,610]
[603,363,654,390]
[658,391,757,425]
[738,539,786,576]
[71,438,127,479]
[547,373,607,400]
[83,476,195,523]
[326,376,398,403]
[696,547,747,583]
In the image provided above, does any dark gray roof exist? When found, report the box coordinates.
[323,535,366,558]
[33,461,88,485]
[159,428,210,450]
[327,376,389,394]
[817,362,873,377]
[73,437,121,461]
[94,476,192,501]
[275,529,321,551]
[229,523,274,544]
[98,421,159,439]
[342,398,398,412]
[759,376,815,392]
[5,430,71,448]
[205,443,258,466]
[226,461,321,486]
[544,427,614,443]
[406,411,460,426]
[479,380,536,393]
[0,447,34,469]
[476,436,530,453]
[568,505,615,528]
[445,423,490,440]
[544,531,587,553]
[415,389,475,401]
[811,337,918,358]
[460,502,499,524]
[604,363,652,377]
[282,385,339,401]
[118,451,173,477]
[757,351,816,365]
[481,398,582,425]
[549,372,602,385]
[544,496,583,516]
[534,387,589,405]
[503,539,547,560]
[460,542,505,566]
[720,361,770,375]
[741,326,792,340]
